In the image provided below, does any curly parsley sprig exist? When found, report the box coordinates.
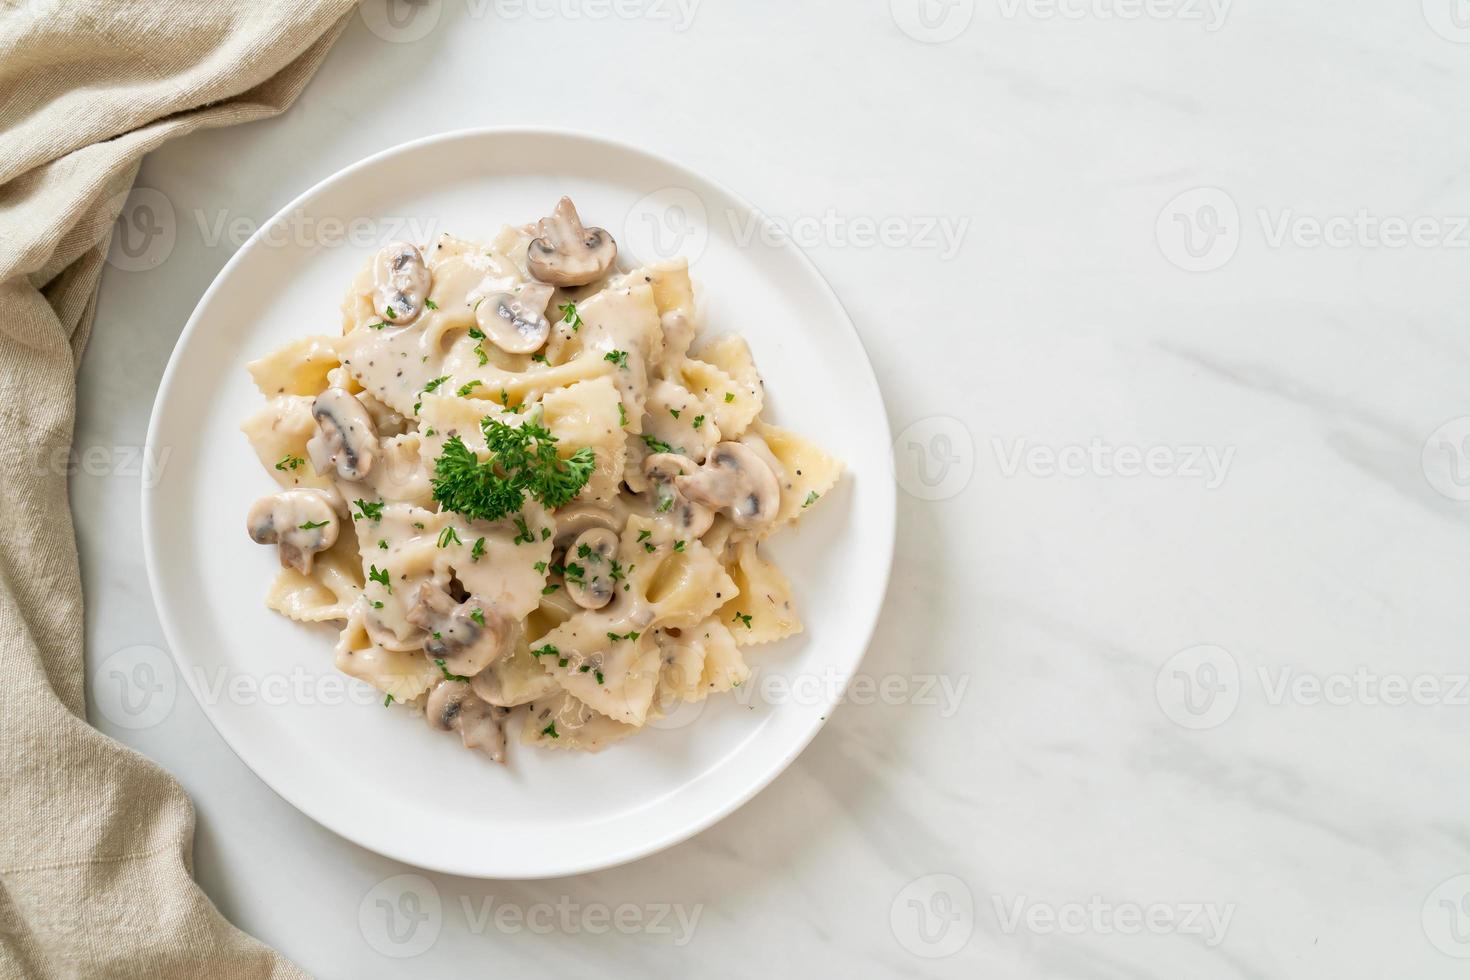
[430,413,595,523]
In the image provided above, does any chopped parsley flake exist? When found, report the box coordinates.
[669,408,681,419]
[531,644,558,659]
[541,583,560,595]
[434,658,471,682]
[470,537,486,562]
[595,670,605,684]
[436,526,461,549]
[422,375,450,394]
[378,539,388,550]
[513,516,534,545]
[298,519,329,530]
[692,415,705,429]
[353,499,384,521]
[368,565,391,591]
[425,299,439,310]
[542,721,559,739]
[637,529,652,542]
[558,302,584,332]
[384,693,394,706]
[803,491,821,507]
[457,380,483,397]
[673,540,686,552]
[470,607,485,626]
[725,392,735,403]
[274,454,304,472]
[618,402,628,427]
[733,611,753,629]
[642,434,675,454]
[603,349,629,369]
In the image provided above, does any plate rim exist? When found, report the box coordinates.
[141,125,895,878]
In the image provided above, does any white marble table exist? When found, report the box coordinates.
[76,2,1470,975]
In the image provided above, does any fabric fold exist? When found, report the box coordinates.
[0,4,356,977]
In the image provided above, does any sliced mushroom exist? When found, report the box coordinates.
[246,490,339,573]
[565,527,618,610]
[372,242,431,324]
[425,680,509,763]
[526,197,617,286]
[475,283,553,354]
[405,582,512,678]
[308,387,380,481]
[644,452,714,537]
[675,442,780,530]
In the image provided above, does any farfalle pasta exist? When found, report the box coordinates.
[242,199,838,762]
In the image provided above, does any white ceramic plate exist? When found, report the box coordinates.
[143,128,893,878]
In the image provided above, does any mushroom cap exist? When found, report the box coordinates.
[644,452,714,537]
[566,527,619,610]
[526,197,617,287]
[308,387,380,482]
[676,441,780,530]
[372,242,431,324]
[425,680,509,762]
[475,284,552,354]
[246,489,339,573]
[405,583,512,678]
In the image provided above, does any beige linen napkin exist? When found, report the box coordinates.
[0,3,355,977]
